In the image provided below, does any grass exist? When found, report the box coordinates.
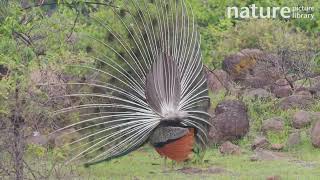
[68,144,320,180]
[71,96,320,180]
[59,94,320,180]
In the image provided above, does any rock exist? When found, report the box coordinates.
[48,128,80,148]
[309,77,320,97]
[294,90,312,96]
[222,49,285,90]
[273,86,292,98]
[219,141,241,155]
[222,49,259,81]
[266,175,281,180]
[279,95,314,110]
[209,100,249,144]
[250,155,259,161]
[292,111,311,129]
[311,121,320,148]
[262,117,284,133]
[243,77,271,89]
[214,100,247,115]
[287,131,301,147]
[26,132,48,146]
[205,69,230,92]
[272,79,293,98]
[274,79,289,86]
[251,136,270,150]
[270,144,284,151]
[244,88,273,99]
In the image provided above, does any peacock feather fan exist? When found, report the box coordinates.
[51,0,210,166]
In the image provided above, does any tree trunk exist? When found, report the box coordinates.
[12,117,24,180]
[12,87,25,180]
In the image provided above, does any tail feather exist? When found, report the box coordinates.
[145,53,181,118]
[49,0,210,165]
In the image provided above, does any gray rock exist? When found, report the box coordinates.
[251,136,270,150]
[270,144,284,151]
[26,133,48,146]
[219,141,241,155]
[279,95,314,110]
[273,86,292,98]
[48,128,80,148]
[205,69,230,92]
[262,117,284,133]
[209,100,249,144]
[292,111,311,129]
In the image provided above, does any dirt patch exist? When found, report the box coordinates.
[177,166,231,175]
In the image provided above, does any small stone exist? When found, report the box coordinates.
[251,136,270,150]
[219,141,241,155]
[250,155,259,161]
[266,175,281,180]
[270,144,284,151]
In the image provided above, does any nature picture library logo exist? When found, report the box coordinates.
[227,4,315,19]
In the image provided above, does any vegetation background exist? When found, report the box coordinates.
[0,0,319,179]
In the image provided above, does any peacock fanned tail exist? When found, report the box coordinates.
[51,0,210,166]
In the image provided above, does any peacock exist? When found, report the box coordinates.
[52,0,211,166]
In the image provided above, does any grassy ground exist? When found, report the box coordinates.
[40,96,320,180]
[73,141,320,180]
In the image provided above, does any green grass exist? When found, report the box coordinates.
[67,144,320,180]
[19,94,320,180]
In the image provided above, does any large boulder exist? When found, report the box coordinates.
[262,117,284,133]
[222,49,281,89]
[222,49,259,81]
[209,100,249,144]
[292,111,312,129]
[311,120,320,148]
